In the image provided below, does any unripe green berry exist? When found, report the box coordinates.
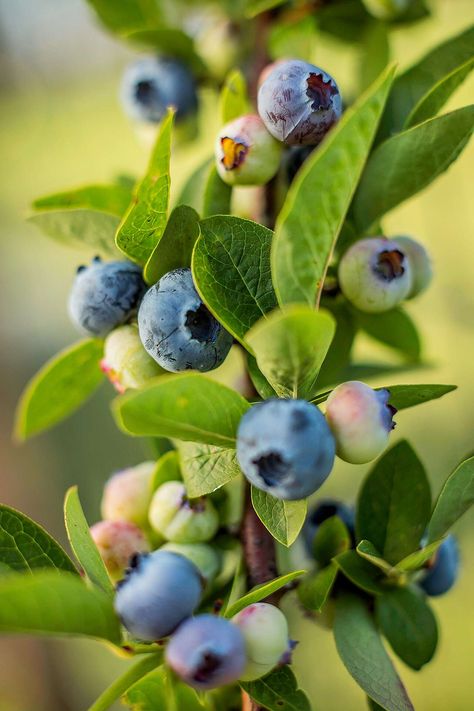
[361,0,410,20]
[90,520,150,581]
[160,542,220,584]
[101,324,162,393]
[215,114,282,186]
[338,237,412,313]
[101,461,155,529]
[232,603,291,681]
[149,481,219,543]
[393,236,433,298]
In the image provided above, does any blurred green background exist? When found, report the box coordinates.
[0,0,473,709]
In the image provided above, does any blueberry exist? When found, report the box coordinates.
[419,535,459,597]
[236,399,336,500]
[68,258,146,337]
[149,481,219,544]
[160,542,220,584]
[393,236,433,299]
[101,324,162,393]
[165,614,246,690]
[120,56,198,125]
[138,268,233,373]
[338,237,413,313]
[215,114,282,186]
[231,603,291,681]
[302,499,355,554]
[325,381,396,464]
[257,59,342,146]
[361,0,410,20]
[90,520,150,582]
[101,461,155,529]
[114,550,203,641]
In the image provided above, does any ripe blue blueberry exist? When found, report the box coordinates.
[160,542,220,585]
[325,381,396,464]
[302,499,355,554]
[257,59,342,146]
[393,236,433,299]
[361,0,411,20]
[114,550,203,641]
[101,461,155,530]
[236,399,336,500]
[166,614,246,690]
[215,114,282,186]
[338,238,413,313]
[90,520,150,582]
[420,535,459,597]
[231,603,292,681]
[68,257,146,337]
[148,481,220,544]
[120,56,198,125]
[138,268,233,372]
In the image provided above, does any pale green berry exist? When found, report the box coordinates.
[149,481,219,543]
[393,236,433,298]
[361,0,410,20]
[101,324,162,393]
[232,603,291,681]
[160,542,220,584]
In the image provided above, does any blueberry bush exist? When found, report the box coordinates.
[4,1,474,710]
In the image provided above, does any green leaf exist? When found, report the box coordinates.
[334,550,389,595]
[15,339,104,441]
[334,594,414,711]
[175,158,212,213]
[376,587,438,670]
[151,451,182,492]
[124,28,206,76]
[114,373,250,447]
[368,699,385,711]
[124,666,205,711]
[355,308,421,361]
[354,106,474,231]
[313,516,351,568]
[219,69,250,123]
[64,487,114,596]
[427,455,474,542]
[202,166,232,219]
[268,15,317,63]
[88,653,163,711]
[386,384,457,411]
[240,666,311,711]
[380,25,474,137]
[245,306,336,399]
[251,487,307,547]
[357,441,431,565]
[317,301,356,388]
[85,0,161,33]
[244,0,287,18]
[405,58,474,128]
[247,355,278,399]
[297,562,338,613]
[356,540,396,576]
[272,64,395,307]
[359,21,390,93]
[0,505,77,575]
[192,216,277,345]
[224,570,305,618]
[396,540,443,573]
[0,571,121,643]
[178,442,241,498]
[29,181,131,253]
[143,205,200,285]
[116,110,174,264]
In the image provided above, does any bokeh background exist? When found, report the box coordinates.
[0,0,473,709]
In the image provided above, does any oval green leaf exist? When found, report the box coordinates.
[240,666,311,711]
[251,487,307,547]
[144,205,200,285]
[224,570,305,618]
[178,442,241,498]
[427,455,474,542]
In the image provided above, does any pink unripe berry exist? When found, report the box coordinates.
[232,603,292,681]
[215,114,282,186]
[101,461,155,529]
[325,381,396,464]
[90,520,150,581]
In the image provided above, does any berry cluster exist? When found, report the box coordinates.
[90,461,292,689]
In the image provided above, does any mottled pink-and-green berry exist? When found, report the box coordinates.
[101,461,155,529]
[325,381,396,464]
[215,114,282,186]
[258,59,342,146]
[338,237,413,313]
[166,614,246,690]
[90,520,150,581]
[232,603,292,681]
[148,481,219,543]
[393,236,433,299]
